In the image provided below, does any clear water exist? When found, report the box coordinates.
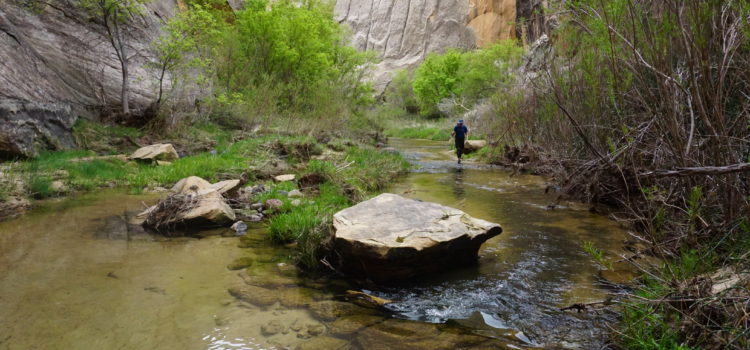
[0,139,628,349]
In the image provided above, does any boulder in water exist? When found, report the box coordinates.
[333,193,501,282]
[129,143,179,162]
[140,176,236,231]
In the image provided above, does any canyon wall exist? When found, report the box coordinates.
[0,0,177,157]
[334,0,551,92]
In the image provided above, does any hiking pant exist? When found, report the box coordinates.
[455,137,465,158]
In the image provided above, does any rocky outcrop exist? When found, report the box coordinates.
[333,193,501,282]
[334,0,556,91]
[0,0,178,157]
[0,100,76,158]
[334,0,477,92]
[468,0,517,47]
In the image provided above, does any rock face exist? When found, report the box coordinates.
[334,0,476,92]
[333,193,501,282]
[0,0,178,157]
[334,0,554,91]
[468,0,518,47]
[0,101,76,158]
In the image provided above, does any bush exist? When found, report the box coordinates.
[412,40,524,116]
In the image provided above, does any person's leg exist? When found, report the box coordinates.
[455,138,464,161]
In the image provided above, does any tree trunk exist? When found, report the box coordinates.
[121,57,130,114]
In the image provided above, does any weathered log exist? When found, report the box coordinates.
[640,163,750,178]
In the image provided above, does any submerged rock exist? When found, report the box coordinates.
[295,336,349,350]
[0,196,30,221]
[129,144,179,162]
[333,193,501,282]
[227,257,254,270]
[228,285,280,307]
[231,221,248,235]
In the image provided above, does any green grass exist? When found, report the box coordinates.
[618,228,750,349]
[18,135,294,198]
[266,145,410,269]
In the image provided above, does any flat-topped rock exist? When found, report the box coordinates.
[129,143,179,162]
[333,193,501,282]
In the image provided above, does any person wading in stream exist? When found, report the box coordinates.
[451,119,469,164]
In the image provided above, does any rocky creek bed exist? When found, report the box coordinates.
[0,138,634,349]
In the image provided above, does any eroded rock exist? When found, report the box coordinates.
[333,193,501,282]
[129,144,179,162]
[463,140,487,154]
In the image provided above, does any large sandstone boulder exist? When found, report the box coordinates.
[333,193,501,282]
[129,144,179,162]
[463,140,487,153]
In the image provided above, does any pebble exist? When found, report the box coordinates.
[291,199,301,207]
[288,189,303,198]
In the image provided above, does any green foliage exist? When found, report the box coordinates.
[385,69,419,114]
[211,0,374,117]
[413,49,463,116]
[582,241,613,270]
[79,0,146,22]
[412,40,524,116]
[268,183,349,269]
[619,300,694,350]
[149,4,221,104]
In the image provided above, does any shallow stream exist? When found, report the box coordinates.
[0,138,629,349]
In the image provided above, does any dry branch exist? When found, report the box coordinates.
[640,163,750,178]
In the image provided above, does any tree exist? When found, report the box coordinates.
[81,0,147,114]
[149,5,220,105]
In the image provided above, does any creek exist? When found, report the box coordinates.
[0,138,629,349]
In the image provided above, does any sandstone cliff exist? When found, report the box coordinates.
[0,0,177,158]
[334,0,552,92]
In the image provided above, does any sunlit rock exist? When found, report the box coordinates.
[463,140,487,154]
[333,193,501,282]
[129,143,179,162]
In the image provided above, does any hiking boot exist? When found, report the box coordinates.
[457,158,462,164]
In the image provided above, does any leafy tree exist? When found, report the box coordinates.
[215,0,373,107]
[81,0,148,114]
[412,50,462,116]
[150,4,222,105]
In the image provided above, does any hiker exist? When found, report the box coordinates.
[451,119,469,164]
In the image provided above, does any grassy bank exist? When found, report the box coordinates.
[0,124,410,270]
